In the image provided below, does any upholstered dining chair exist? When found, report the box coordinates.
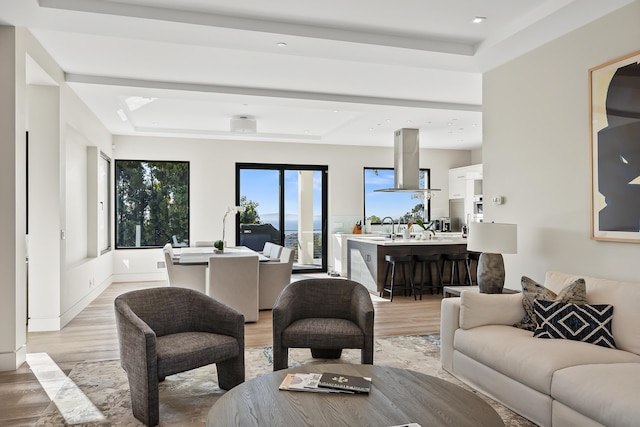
[195,240,215,247]
[272,278,375,371]
[208,254,259,322]
[258,246,294,310]
[163,243,206,293]
[114,287,245,426]
[262,241,274,255]
[268,243,283,259]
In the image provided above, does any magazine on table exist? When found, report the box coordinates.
[279,373,355,394]
[318,372,372,393]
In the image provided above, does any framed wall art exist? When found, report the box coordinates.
[590,50,640,242]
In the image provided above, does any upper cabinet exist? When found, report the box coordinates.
[448,164,483,199]
[448,168,467,199]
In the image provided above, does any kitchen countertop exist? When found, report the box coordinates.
[347,235,467,246]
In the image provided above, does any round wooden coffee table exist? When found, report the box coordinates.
[206,363,504,427]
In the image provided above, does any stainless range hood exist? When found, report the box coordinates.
[374,128,441,193]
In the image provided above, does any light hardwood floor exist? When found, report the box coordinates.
[0,278,444,425]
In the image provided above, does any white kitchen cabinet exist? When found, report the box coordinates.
[332,233,362,276]
[449,164,483,224]
[348,245,377,293]
[448,168,467,199]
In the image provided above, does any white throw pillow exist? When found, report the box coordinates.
[460,291,524,330]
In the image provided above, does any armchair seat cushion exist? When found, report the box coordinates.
[282,318,365,349]
[157,332,240,378]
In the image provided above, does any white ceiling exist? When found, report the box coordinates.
[0,0,634,148]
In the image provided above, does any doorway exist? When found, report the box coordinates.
[236,163,328,273]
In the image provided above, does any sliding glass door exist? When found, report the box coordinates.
[236,163,328,273]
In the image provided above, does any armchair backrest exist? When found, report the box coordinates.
[116,287,198,337]
[275,278,371,321]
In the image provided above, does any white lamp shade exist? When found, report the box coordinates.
[467,222,517,254]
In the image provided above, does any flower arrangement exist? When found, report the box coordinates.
[216,205,244,252]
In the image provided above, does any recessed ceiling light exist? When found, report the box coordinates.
[276,42,287,48]
[473,16,487,24]
[333,110,339,113]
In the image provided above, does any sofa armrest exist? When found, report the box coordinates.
[440,297,461,372]
[460,292,524,329]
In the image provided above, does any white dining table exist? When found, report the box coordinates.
[177,246,270,264]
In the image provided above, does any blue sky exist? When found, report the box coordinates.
[240,169,323,226]
[240,168,426,226]
[364,169,427,220]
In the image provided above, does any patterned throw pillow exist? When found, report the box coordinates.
[533,299,616,348]
[514,276,587,331]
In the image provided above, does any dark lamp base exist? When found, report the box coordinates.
[477,253,505,294]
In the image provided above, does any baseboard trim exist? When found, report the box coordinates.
[0,345,26,372]
[28,278,113,332]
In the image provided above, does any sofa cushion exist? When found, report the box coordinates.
[460,292,524,329]
[514,276,587,331]
[545,271,640,355]
[454,325,640,395]
[533,300,616,348]
[552,363,640,427]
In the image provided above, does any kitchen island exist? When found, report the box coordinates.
[346,235,474,296]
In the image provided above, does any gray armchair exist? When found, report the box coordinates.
[272,278,375,371]
[114,287,245,426]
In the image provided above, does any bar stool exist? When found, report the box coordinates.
[413,254,443,298]
[441,253,472,286]
[467,251,481,285]
[382,255,415,302]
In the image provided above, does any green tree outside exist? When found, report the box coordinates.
[116,161,189,248]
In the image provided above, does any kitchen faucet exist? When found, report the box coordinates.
[381,216,396,239]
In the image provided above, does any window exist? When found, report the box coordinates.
[363,167,431,223]
[115,160,189,248]
[99,153,111,253]
[236,163,328,273]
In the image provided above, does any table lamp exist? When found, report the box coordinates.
[466,222,517,293]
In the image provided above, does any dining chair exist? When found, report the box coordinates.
[258,247,294,310]
[208,254,260,322]
[268,243,283,259]
[163,243,206,293]
[195,240,215,247]
[262,241,274,255]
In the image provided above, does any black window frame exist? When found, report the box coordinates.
[114,159,190,249]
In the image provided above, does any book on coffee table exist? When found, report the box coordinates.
[279,373,354,393]
[318,372,372,393]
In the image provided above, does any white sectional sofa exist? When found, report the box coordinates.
[440,271,640,427]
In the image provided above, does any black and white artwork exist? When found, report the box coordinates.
[590,50,640,242]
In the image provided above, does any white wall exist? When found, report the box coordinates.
[20,29,114,332]
[483,2,640,288]
[113,135,472,280]
[0,26,28,371]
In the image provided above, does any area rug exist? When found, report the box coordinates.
[36,335,536,426]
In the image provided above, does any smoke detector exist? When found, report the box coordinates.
[230,116,257,133]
